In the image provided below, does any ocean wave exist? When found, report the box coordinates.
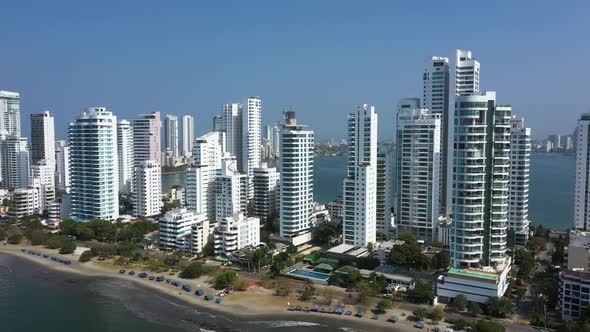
[199,329,217,332]
[338,328,363,332]
[249,320,325,328]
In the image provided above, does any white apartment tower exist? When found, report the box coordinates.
[132,112,161,165]
[376,149,394,238]
[279,112,314,245]
[214,156,247,223]
[117,120,134,193]
[30,111,56,168]
[213,115,223,131]
[253,163,279,223]
[574,113,590,230]
[222,103,243,167]
[54,140,70,193]
[454,49,480,96]
[0,136,29,190]
[342,105,378,248]
[214,214,260,257]
[181,115,194,158]
[69,107,119,221]
[164,114,179,158]
[451,92,510,268]
[133,160,162,217]
[0,91,21,136]
[508,116,532,246]
[242,96,262,198]
[395,99,441,243]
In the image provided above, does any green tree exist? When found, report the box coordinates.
[430,305,444,323]
[375,299,392,313]
[300,283,315,301]
[469,301,483,316]
[313,221,339,245]
[7,231,23,244]
[413,308,427,320]
[431,250,450,269]
[527,236,547,254]
[473,319,505,332]
[0,228,7,241]
[214,271,238,289]
[59,239,77,254]
[407,279,433,304]
[79,250,93,262]
[515,248,535,281]
[59,219,78,236]
[30,229,49,245]
[486,297,513,318]
[454,294,468,311]
[47,235,67,249]
[179,262,206,279]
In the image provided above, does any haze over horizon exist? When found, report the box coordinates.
[1,0,588,141]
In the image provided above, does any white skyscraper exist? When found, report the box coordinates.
[253,163,279,223]
[451,92,509,268]
[54,140,70,193]
[575,113,590,230]
[395,99,441,243]
[508,116,531,246]
[133,112,161,165]
[342,105,378,248]
[0,136,29,190]
[0,91,21,136]
[30,111,56,167]
[279,112,314,245]
[69,107,119,221]
[30,159,56,213]
[181,115,194,158]
[133,160,162,217]
[214,156,247,223]
[376,150,394,238]
[242,96,262,198]
[222,103,242,166]
[117,120,134,193]
[164,114,179,158]
[454,49,480,96]
[213,115,223,131]
[186,131,225,220]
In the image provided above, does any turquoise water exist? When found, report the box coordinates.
[288,269,331,281]
[162,153,576,230]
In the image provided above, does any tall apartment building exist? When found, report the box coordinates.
[214,156,247,223]
[222,103,242,167]
[451,92,510,268]
[164,114,179,158]
[0,135,29,190]
[54,140,70,193]
[159,208,208,252]
[454,49,480,96]
[242,96,262,198]
[376,149,394,238]
[253,163,279,223]
[279,112,314,245]
[508,116,531,246]
[117,120,134,193]
[69,107,119,221]
[212,115,223,131]
[186,131,225,220]
[342,105,378,248]
[30,111,56,168]
[132,112,161,165]
[0,91,21,136]
[29,159,56,214]
[575,113,590,230]
[213,214,260,257]
[133,160,162,217]
[395,99,441,243]
[181,115,194,158]
[423,57,450,217]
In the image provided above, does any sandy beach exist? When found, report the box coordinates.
[0,243,450,332]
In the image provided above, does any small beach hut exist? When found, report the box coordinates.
[205,294,214,301]
[196,289,205,296]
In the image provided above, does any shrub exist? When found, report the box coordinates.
[233,278,249,291]
[59,239,77,254]
[179,262,206,279]
[7,231,24,244]
[214,271,238,289]
[474,319,505,332]
[375,299,392,313]
[79,250,93,262]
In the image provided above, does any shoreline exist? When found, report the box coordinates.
[0,244,430,332]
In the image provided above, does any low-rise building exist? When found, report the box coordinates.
[559,270,590,320]
[213,213,260,258]
[159,208,208,252]
[326,196,343,223]
[436,257,512,304]
[8,188,40,218]
[566,230,590,271]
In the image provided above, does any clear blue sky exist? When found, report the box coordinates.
[1,0,588,141]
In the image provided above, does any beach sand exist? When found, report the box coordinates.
[0,243,447,332]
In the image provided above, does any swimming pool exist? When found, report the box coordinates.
[288,268,331,281]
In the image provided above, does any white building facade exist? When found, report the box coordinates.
[117,119,134,193]
[133,112,161,165]
[30,111,56,174]
[214,157,247,223]
[159,208,208,252]
[0,91,20,136]
[0,135,29,190]
[253,163,279,223]
[575,113,590,231]
[55,140,70,193]
[164,114,179,158]
[214,214,260,257]
[508,116,531,246]
[181,115,194,158]
[242,96,262,198]
[133,160,162,217]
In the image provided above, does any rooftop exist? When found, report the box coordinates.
[448,268,498,281]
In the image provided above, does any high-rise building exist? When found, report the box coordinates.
[575,113,590,230]
[566,135,574,151]
[548,134,562,150]
[508,116,531,246]
[181,115,194,158]
[30,111,55,168]
[395,99,441,243]
[54,140,70,193]
[186,131,225,220]
[133,160,162,217]
[242,97,262,198]
[376,149,394,238]
[0,91,20,136]
[164,114,179,158]
[213,214,260,257]
[253,163,279,223]
[0,135,29,190]
[454,49,480,96]
[213,115,223,131]
[279,112,314,245]
[451,92,510,268]
[29,159,56,214]
[132,112,161,165]
[222,103,242,166]
[423,57,450,217]
[214,156,247,223]
[69,107,119,221]
[117,120,134,193]
[342,104,378,248]
[159,208,208,252]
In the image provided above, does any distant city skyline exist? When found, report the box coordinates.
[0,1,588,141]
